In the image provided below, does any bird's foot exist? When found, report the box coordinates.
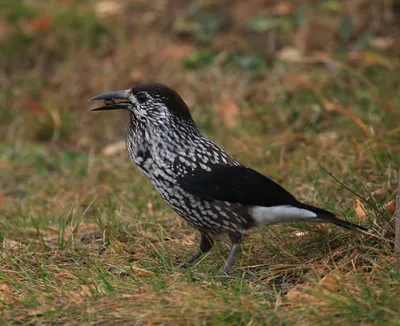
[220,265,230,276]
[177,251,203,270]
[215,264,234,278]
[178,262,189,270]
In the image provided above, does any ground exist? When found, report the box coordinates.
[1,0,400,324]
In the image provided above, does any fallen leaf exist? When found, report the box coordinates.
[350,248,358,258]
[113,240,129,253]
[147,201,154,215]
[23,15,53,35]
[370,37,394,50]
[278,47,303,62]
[80,284,95,296]
[321,98,373,136]
[0,284,19,307]
[0,284,11,293]
[95,1,124,18]
[361,51,392,69]
[272,2,295,15]
[355,199,368,221]
[67,291,84,303]
[384,200,396,215]
[0,192,7,206]
[20,97,46,116]
[3,238,22,250]
[135,270,155,279]
[218,99,240,128]
[286,285,315,303]
[319,274,342,292]
[55,273,71,282]
[102,141,126,156]
[130,69,144,83]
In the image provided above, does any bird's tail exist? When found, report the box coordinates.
[298,203,372,234]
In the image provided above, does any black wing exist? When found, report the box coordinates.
[177,165,298,207]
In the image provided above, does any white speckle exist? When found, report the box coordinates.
[206,210,214,216]
[202,215,211,222]
[220,211,228,218]
[249,205,317,225]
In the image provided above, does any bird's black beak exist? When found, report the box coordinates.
[88,89,132,111]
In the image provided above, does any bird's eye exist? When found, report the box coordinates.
[136,92,148,103]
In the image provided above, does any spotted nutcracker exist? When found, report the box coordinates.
[89,83,370,274]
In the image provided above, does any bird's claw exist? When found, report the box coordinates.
[178,262,189,270]
[217,265,231,278]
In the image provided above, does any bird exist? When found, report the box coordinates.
[89,83,370,274]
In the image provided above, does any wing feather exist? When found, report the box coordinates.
[177,165,298,207]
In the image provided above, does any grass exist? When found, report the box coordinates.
[1,0,400,324]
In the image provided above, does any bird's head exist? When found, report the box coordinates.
[88,83,193,126]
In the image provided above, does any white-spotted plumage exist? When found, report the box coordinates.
[126,104,246,234]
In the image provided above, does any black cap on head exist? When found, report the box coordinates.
[132,83,193,121]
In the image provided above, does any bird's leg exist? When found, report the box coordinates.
[220,232,243,275]
[179,233,213,269]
